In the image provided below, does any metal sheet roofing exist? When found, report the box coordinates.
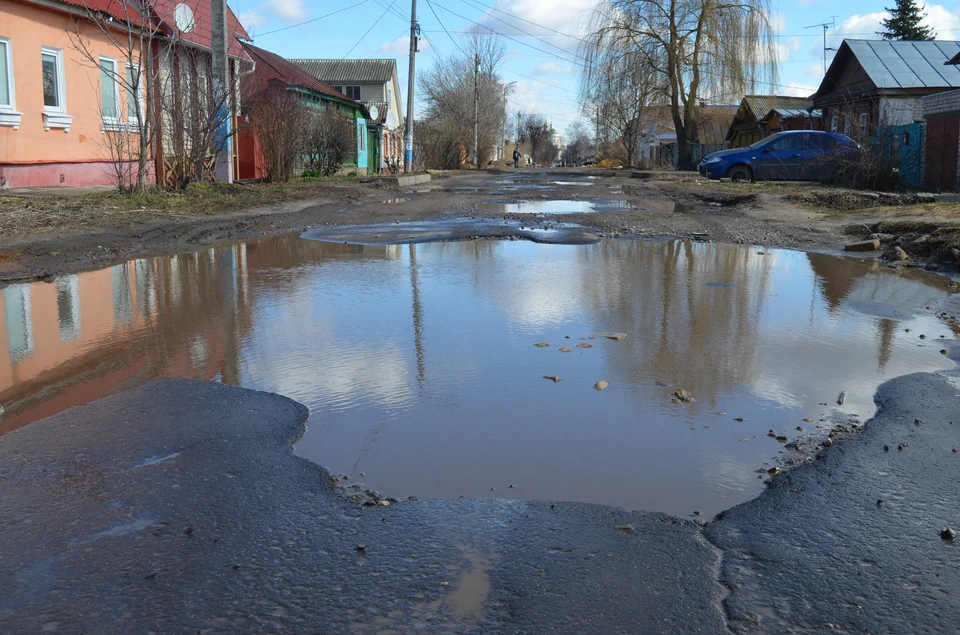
[288,59,397,84]
[241,43,363,111]
[844,40,960,89]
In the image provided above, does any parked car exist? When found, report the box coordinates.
[698,131,860,183]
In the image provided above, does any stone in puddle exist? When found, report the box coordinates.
[592,332,627,341]
[671,389,695,404]
[844,239,881,252]
[594,380,609,390]
[534,342,551,348]
[542,375,563,383]
[894,246,909,261]
[576,343,593,349]
[613,524,634,532]
[559,347,573,353]
[940,527,957,541]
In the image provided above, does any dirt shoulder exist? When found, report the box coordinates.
[3,169,960,284]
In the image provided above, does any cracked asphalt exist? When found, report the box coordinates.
[2,355,959,632]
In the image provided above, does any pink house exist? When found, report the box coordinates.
[0,0,250,189]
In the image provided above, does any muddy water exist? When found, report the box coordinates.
[0,236,954,517]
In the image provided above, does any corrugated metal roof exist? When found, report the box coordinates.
[743,95,813,117]
[844,40,960,89]
[288,59,397,84]
[241,43,365,111]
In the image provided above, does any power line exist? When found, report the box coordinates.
[425,0,469,57]
[255,0,372,37]
[338,0,398,60]
[432,3,591,69]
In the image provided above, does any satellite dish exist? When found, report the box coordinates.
[386,111,399,128]
[174,4,195,33]
[368,105,380,122]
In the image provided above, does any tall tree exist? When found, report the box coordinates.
[879,0,935,40]
[583,43,662,166]
[581,0,777,170]
[418,28,511,168]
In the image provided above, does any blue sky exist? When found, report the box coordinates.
[230,0,960,139]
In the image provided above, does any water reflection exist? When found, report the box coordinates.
[0,236,953,517]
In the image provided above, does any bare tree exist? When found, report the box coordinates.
[524,115,554,165]
[66,0,167,192]
[157,42,243,190]
[582,0,778,169]
[563,119,594,166]
[584,44,662,167]
[247,84,309,182]
[418,27,512,168]
[304,107,356,177]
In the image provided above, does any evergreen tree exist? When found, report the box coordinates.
[878,0,936,40]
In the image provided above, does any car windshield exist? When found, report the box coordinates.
[749,135,778,150]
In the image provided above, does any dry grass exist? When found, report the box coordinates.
[0,178,369,237]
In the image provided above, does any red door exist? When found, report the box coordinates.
[236,116,260,181]
[925,115,960,190]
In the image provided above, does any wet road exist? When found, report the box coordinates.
[2,372,959,632]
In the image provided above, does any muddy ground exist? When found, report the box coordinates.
[3,168,960,284]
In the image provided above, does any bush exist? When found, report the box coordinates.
[304,108,356,177]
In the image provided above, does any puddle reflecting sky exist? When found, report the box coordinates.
[480,200,700,214]
[0,237,954,517]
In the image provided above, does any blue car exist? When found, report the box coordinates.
[698,130,860,183]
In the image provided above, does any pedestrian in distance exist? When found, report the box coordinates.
[513,148,520,169]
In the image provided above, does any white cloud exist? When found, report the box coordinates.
[770,11,786,34]
[264,0,306,21]
[378,35,430,56]
[237,9,265,31]
[494,0,599,31]
[780,82,818,98]
[536,61,574,74]
[921,2,960,35]
[805,63,824,79]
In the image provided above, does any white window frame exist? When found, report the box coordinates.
[0,36,21,129]
[125,62,145,131]
[830,115,838,132]
[41,46,72,132]
[859,111,869,130]
[99,55,122,131]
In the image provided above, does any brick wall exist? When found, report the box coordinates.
[921,90,960,118]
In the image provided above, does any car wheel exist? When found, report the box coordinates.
[726,165,753,183]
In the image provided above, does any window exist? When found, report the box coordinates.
[0,37,12,108]
[0,36,20,129]
[386,87,391,105]
[3,284,33,362]
[42,48,63,110]
[358,120,364,152]
[859,112,869,130]
[338,85,361,101]
[830,116,838,132]
[41,46,71,131]
[126,63,144,128]
[843,117,851,136]
[100,57,120,127]
[768,134,805,152]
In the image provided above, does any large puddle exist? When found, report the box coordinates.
[479,199,701,214]
[0,235,955,517]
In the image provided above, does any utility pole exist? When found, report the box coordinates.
[404,0,418,173]
[473,53,480,169]
[211,0,232,182]
[805,18,836,74]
